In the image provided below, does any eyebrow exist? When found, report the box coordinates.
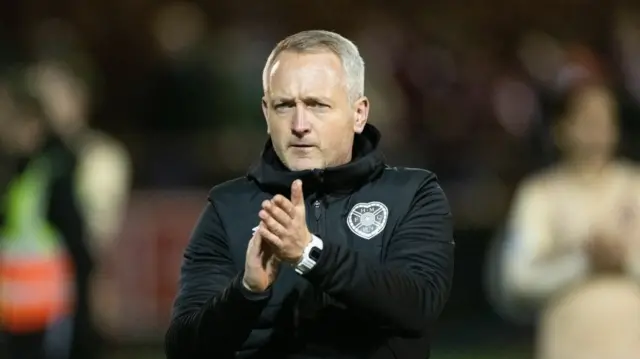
[271,96,331,105]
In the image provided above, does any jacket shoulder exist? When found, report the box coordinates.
[207,176,256,203]
[371,167,444,216]
[380,166,438,186]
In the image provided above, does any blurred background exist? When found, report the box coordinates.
[2,0,640,358]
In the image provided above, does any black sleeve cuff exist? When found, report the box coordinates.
[194,274,273,355]
[301,240,335,283]
[231,274,273,301]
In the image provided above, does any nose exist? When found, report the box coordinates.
[291,104,311,138]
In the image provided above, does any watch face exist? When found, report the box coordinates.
[309,247,321,261]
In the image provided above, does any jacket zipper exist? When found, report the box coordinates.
[296,171,324,338]
[294,199,322,338]
[295,199,323,337]
[313,200,321,235]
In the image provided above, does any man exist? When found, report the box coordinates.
[29,59,131,257]
[29,59,132,359]
[0,74,92,359]
[165,30,455,359]
[501,84,640,359]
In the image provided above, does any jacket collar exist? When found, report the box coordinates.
[247,124,386,195]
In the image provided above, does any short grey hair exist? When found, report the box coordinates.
[262,30,365,102]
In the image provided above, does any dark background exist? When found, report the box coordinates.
[3,0,640,357]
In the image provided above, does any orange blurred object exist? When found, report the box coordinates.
[0,254,73,333]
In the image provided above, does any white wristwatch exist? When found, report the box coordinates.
[294,234,324,275]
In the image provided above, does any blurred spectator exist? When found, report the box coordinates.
[29,59,132,359]
[495,84,640,359]
[0,71,92,359]
[29,59,131,262]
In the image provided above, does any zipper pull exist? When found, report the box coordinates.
[313,200,321,220]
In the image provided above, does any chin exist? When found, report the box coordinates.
[285,157,324,171]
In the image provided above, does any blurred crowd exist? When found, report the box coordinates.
[1,0,640,358]
[3,1,640,225]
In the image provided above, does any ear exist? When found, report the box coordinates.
[353,96,369,134]
[262,96,270,134]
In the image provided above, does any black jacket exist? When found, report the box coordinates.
[165,124,455,359]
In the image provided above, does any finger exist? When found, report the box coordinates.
[247,230,262,256]
[264,199,293,226]
[258,223,284,248]
[259,209,288,236]
[272,195,295,216]
[291,180,304,207]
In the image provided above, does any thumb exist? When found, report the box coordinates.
[291,180,304,207]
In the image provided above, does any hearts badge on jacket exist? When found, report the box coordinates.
[346,201,389,240]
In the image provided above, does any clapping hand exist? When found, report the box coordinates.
[242,230,281,293]
[258,180,312,264]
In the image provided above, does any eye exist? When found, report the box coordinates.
[307,101,330,109]
[274,102,294,110]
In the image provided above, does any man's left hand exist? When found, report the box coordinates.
[258,179,312,264]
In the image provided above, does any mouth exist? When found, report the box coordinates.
[290,144,314,148]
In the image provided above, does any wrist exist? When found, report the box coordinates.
[241,276,269,294]
[294,231,313,265]
[241,278,257,292]
[236,276,271,301]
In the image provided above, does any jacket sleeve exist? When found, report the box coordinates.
[164,202,272,359]
[303,174,455,337]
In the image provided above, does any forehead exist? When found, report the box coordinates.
[266,51,347,97]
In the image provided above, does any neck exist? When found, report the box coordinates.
[562,154,613,178]
[332,150,353,168]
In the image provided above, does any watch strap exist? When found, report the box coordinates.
[294,234,323,275]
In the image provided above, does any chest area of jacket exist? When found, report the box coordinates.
[221,189,409,268]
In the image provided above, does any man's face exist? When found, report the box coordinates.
[558,87,619,160]
[262,50,368,171]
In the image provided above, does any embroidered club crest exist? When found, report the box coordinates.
[346,201,389,239]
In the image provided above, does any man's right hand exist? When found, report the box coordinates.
[242,227,281,292]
